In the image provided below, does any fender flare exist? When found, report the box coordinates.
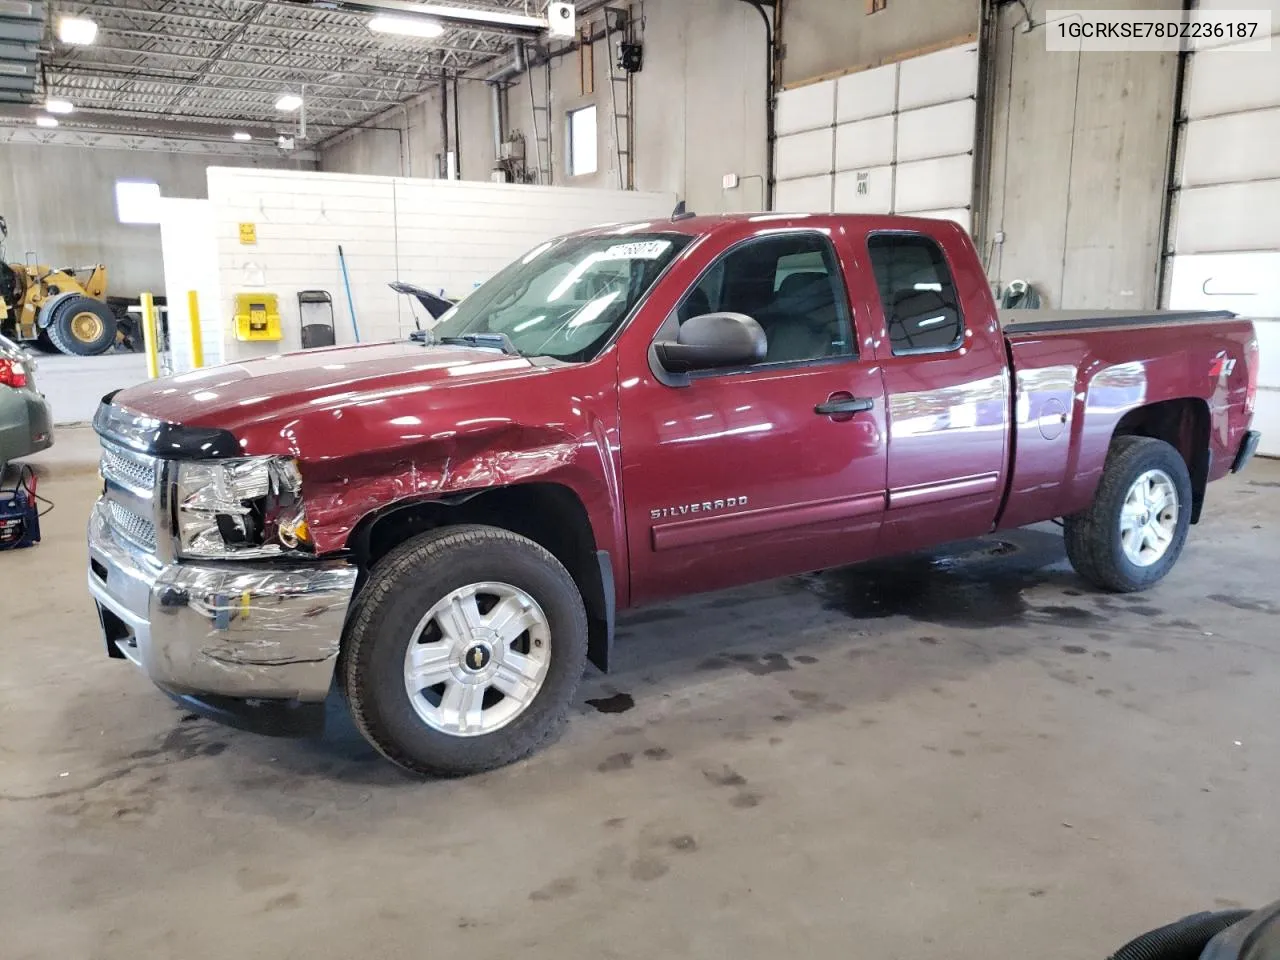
[36,291,82,330]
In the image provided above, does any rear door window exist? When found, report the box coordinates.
[867,233,963,354]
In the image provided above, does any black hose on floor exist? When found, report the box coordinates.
[1109,910,1255,960]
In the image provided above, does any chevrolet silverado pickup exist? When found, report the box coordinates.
[88,213,1261,776]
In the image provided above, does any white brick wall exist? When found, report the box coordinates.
[204,168,676,365]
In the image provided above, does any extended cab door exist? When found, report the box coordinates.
[618,226,888,606]
[858,225,1011,552]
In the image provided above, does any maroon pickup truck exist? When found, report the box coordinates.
[88,213,1261,776]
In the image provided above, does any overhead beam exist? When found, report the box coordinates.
[4,98,347,134]
[0,103,296,141]
[303,0,549,38]
[0,122,319,160]
[39,84,380,129]
[44,98,382,132]
[74,1,515,54]
[47,47,447,92]
[45,61,430,104]
[91,18,509,61]
[67,39,459,81]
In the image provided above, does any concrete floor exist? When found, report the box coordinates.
[2,428,1277,960]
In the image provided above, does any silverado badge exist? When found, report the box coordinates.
[650,496,748,521]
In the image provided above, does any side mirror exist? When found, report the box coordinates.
[654,312,767,373]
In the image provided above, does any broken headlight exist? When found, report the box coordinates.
[174,456,312,559]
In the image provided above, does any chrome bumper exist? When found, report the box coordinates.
[87,500,358,702]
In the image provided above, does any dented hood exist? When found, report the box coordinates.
[111,340,542,437]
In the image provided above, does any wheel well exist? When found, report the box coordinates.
[350,483,613,671]
[1113,398,1210,522]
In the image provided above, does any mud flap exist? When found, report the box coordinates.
[589,550,616,674]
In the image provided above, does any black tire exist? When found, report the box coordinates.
[341,525,589,777]
[46,297,117,356]
[1063,435,1193,592]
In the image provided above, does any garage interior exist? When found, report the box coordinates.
[1,0,1278,957]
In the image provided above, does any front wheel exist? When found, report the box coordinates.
[1063,435,1192,592]
[341,525,589,777]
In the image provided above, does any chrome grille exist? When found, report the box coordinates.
[106,500,157,550]
[101,443,156,493]
[98,437,162,554]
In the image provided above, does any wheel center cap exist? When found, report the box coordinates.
[462,642,493,673]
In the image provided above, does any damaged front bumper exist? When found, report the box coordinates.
[87,500,358,711]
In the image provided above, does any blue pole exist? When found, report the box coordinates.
[338,244,360,343]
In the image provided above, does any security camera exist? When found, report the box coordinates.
[547,2,575,38]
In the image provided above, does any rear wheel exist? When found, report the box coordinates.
[1063,435,1192,592]
[341,525,589,777]
[46,297,117,356]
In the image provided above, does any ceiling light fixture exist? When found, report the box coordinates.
[45,98,74,114]
[57,15,98,45]
[368,14,445,38]
[35,116,58,128]
[275,93,303,112]
[232,132,252,141]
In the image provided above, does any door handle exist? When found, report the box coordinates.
[814,395,875,416]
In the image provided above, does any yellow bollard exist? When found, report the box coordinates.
[140,291,160,379]
[187,290,205,369]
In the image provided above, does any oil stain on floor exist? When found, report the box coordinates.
[795,529,1083,630]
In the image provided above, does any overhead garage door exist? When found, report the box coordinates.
[1164,0,1280,455]
[774,42,978,231]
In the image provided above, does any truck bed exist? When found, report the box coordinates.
[1000,308,1236,336]
[996,305,1256,531]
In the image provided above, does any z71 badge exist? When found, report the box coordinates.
[651,496,748,521]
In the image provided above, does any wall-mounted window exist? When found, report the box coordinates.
[567,105,597,177]
[115,180,161,224]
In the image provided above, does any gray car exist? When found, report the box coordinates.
[0,333,53,478]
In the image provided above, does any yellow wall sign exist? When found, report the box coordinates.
[238,222,257,245]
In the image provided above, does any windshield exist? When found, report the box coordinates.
[429,232,692,362]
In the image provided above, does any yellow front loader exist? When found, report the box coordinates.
[0,215,119,356]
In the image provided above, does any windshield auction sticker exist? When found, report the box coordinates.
[600,240,673,261]
[1045,9,1272,51]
